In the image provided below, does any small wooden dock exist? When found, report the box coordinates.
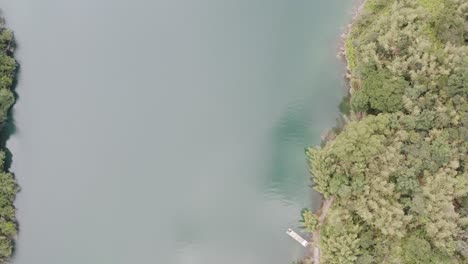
[286,228,309,247]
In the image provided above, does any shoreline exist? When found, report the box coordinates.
[316,0,369,218]
[338,0,367,80]
[306,1,368,263]
[320,0,368,143]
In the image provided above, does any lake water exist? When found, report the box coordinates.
[0,1,353,263]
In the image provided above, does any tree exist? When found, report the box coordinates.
[300,209,319,233]
[360,71,406,113]
[401,235,432,264]
[351,90,370,112]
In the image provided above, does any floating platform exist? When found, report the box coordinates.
[286,228,309,247]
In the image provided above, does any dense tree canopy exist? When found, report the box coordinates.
[303,0,468,263]
[0,18,17,263]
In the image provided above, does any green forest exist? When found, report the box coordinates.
[302,0,468,263]
[0,18,18,263]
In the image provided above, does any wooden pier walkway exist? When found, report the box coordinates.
[286,228,309,247]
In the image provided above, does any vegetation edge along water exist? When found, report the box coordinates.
[298,0,467,263]
[0,16,18,263]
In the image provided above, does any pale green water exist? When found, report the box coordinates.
[0,1,353,263]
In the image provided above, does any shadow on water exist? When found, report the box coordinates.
[265,91,348,210]
[266,99,314,201]
[0,61,19,171]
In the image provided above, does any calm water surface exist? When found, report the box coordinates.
[0,1,353,263]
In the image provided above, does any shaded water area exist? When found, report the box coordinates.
[0,1,353,263]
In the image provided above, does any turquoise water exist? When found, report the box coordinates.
[0,1,353,263]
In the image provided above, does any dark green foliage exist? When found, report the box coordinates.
[351,90,369,112]
[358,71,407,113]
[432,1,466,45]
[414,110,435,131]
[401,235,432,264]
[0,237,11,261]
[339,96,351,115]
[446,66,468,98]
[0,90,13,123]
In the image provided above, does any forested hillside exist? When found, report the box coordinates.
[303,0,468,263]
[0,17,18,263]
